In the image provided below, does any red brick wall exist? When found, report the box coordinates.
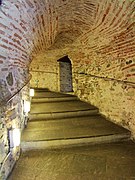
[0,0,57,101]
[70,0,135,135]
[0,0,79,102]
[0,0,135,177]
[0,0,134,132]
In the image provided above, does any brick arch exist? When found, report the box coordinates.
[0,0,135,101]
[0,0,80,101]
[0,1,135,178]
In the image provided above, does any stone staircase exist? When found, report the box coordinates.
[21,88,131,151]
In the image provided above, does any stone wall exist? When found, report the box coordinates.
[0,1,76,177]
[1,0,134,98]
[0,0,135,178]
[72,71,135,134]
[0,85,30,179]
[0,0,75,101]
[30,53,58,91]
[0,1,78,177]
[26,0,135,135]
[69,0,135,136]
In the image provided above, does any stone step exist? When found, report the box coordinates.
[21,134,130,151]
[30,100,98,114]
[27,115,104,130]
[33,91,75,98]
[29,109,99,121]
[24,115,130,138]
[21,115,130,151]
[33,88,50,92]
[22,90,131,152]
[31,96,78,103]
[29,100,99,121]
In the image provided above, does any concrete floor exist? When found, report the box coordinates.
[8,141,135,180]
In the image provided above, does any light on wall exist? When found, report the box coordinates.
[9,129,21,148]
[30,89,34,97]
[24,101,30,114]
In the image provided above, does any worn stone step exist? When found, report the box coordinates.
[31,96,78,103]
[23,115,130,140]
[21,134,130,151]
[29,109,99,121]
[22,90,131,152]
[30,100,98,114]
[33,91,75,98]
[21,115,130,151]
[33,88,50,92]
[29,100,99,120]
[25,115,129,132]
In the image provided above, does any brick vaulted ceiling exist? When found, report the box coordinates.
[0,0,135,100]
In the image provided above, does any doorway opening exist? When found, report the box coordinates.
[57,56,73,92]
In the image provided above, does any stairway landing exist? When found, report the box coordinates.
[8,141,135,180]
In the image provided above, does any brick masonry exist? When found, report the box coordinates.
[0,0,135,178]
[30,53,58,91]
[0,85,29,179]
[70,0,135,135]
[30,0,135,136]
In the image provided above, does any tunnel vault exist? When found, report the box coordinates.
[0,0,135,178]
[0,0,135,143]
[0,0,134,99]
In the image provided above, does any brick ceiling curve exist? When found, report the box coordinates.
[0,0,134,64]
[0,0,134,102]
